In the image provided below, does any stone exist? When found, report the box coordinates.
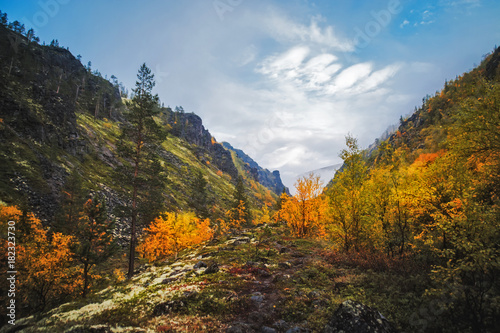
[261,326,277,333]
[250,293,265,304]
[205,263,219,274]
[273,320,288,330]
[322,300,399,333]
[194,261,208,269]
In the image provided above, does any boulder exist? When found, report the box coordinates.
[205,263,219,274]
[323,300,399,333]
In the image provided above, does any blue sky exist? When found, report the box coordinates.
[2,0,500,188]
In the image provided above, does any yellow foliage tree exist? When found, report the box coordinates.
[327,135,368,251]
[138,212,213,261]
[280,173,327,238]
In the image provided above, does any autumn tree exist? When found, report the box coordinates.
[138,212,213,261]
[115,63,166,278]
[280,173,326,238]
[0,205,80,313]
[327,135,368,251]
[73,196,117,297]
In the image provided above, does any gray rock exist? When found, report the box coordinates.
[261,326,277,333]
[273,320,288,330]
[194,260,208,269]
[323,300,399,333]
[250,292,265,304]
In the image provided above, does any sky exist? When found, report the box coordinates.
[2,0,500,189]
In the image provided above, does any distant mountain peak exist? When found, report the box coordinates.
[222,142,289,195]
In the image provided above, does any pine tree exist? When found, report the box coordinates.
[0,11,7,26]
[231,176,251,225]
[74,196,116,297]
[115,63,165,278]
[190,170,209,219]
[56,170,87,234]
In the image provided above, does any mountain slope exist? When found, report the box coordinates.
[0,24,277,224]
[222,142,288,195]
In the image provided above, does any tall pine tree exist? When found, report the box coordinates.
[115,63,165,278]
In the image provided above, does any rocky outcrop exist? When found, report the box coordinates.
[166,111,239,180]
[222,142,289,195]
[323,300,398,333]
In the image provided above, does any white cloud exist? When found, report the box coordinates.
[400,19,410,28]
[261,13,355,51]
[333,63,373,90]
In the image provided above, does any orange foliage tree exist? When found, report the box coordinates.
[138,212,213,261]
[0,205,80,312]
[280,173,327,238]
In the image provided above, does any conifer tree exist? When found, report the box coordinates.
[74,195,116,297]
[115,63,166,278]
[231,176,251,225]
[190,170,209,219]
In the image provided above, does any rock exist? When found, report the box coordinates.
[205,263,219,274]
[194,261,208,269]
[250,292,264,304]
[227,322,253,333]
[286,327,308,333]
[323,300,399,333]
[261,326,277,333]
[273,320,288,330]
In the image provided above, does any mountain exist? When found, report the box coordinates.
[297,164,342,189]
[0,23,277,225]
[222,142,288,195]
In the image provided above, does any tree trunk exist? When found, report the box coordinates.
[83,262,89,298]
